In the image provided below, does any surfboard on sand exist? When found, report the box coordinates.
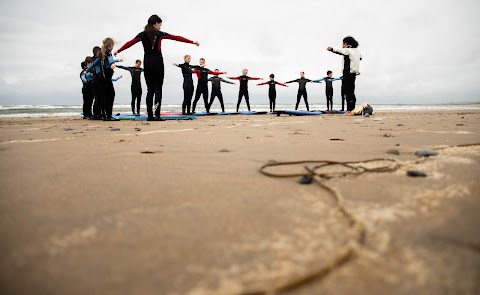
[134,115,197,121]
[274,110,322,116]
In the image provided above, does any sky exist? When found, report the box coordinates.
[0,0,479,106]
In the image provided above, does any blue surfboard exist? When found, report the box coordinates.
[134,115,197,121]
[218,112,240,115]
[284,110,322,116]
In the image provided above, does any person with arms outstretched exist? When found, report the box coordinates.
[114,15,199,121]
[208,70,234,113]
[191,58,226,113]
[117,60,143,114]
[286,71,312,111]
[327,36,362,112]
[311,71,341,111]
[228,69,262,112]
[173,54,200,115]
[257,74,288,112]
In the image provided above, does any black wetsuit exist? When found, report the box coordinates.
[286,77,311,111]
[323,77,334,110]
[80,71,94,118]
[258,80,286,112]
[176,62,199,115]
[101,53,115,119]
[192,67,212,113]
[207,76,233,112]
[117,65,143,114]
[90,56,105,119]
[340,76,346,111]
[117,31,194,119]
[230,75,261,112]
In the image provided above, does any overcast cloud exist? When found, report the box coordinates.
[0,0,479,105]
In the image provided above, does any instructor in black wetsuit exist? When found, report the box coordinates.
[114,15,199,121]
[117,60,143,115]
[208,70,234,113]
[228,69,262,112]
[173,54,200,115]
[286,71,311,111]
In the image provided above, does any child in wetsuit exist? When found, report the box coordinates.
[257,74,288,112]
[312,71,341,111]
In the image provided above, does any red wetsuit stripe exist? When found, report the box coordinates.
[117,37,141,53]
[157,34,194,52]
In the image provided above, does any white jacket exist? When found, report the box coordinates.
[331,47,362,74]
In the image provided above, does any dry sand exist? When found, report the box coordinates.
[0,110,479,295]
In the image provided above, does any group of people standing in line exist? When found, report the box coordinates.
[80,14,362,121]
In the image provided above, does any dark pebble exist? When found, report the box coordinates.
[397,124,404,126]
[395,143,400,146]
[219,149,230,153]
[299,175,313,184]
[383,133,393,137]
[407,170,427,177]
[456,124,464,126]
[415,150,438,157]
[134,128,141,131]
[110,128,121,131]
[64,128,73,131]
[386,149,400,155]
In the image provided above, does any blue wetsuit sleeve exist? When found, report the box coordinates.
[108,56,120,65]
[332,77,342,81]
[85,58,100,73]
[81,74,87,83]
[111,76,121,82]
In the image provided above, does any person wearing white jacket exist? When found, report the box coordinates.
[327,36,362,112]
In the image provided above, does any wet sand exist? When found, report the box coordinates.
[0,110,479,295]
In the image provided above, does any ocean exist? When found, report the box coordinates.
[0,103,479,118]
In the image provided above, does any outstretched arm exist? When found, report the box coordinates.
[327,47,349,56]
[115,34,142,55]
[116,65,134,73]
[247,77,262,81]
[84,58,100,73]
[285,79,298,84]
[112,75,122,82]
[208,70,226,75]
[219,78,234,84]
[161,34,200,46]
[275,81,288,87]
[257,81,269,86]
[227,76,241,80]
[312,78,326,83]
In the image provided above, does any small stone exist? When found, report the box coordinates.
[395,143,400,146]
[397,124,404,126]
[134,128,141,131]
[64,128,73,131]
[456,124,464,126]
[386,149,400,155]
[383,133,393,137]
[110,128,121,131]
[299,175,313,185]
[415,150,438,157]
[219,149,230,153]
[407,170,427,177]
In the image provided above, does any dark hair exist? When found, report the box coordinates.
[270,74,274,78]
[92,46,101,57]
[215,68,219,71]
[92,46,101,56]
[85,56,93,64]
[81,61,86,69]
[343,36,359,48]
[135,59,142,64]
[327,70,332,75]
[145,15,162,45]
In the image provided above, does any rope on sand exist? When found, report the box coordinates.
[241,159,404,295]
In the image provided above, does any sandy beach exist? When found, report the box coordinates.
[0,110,479,295]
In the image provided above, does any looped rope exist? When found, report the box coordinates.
[243,158,402,295]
